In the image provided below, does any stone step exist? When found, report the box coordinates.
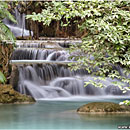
[2,39,82,49]
[15,47,64,50]
[10,60,77,65]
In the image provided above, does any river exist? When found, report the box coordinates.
[0,96,130,129]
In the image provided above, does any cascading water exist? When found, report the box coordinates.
[11,44,130,100]
[3,7,31,37]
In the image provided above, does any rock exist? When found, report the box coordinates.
[105,85,123,95]
[0,44,13,83]
[0,85,35,104]
[77,102,130,114]
[10,65,19,91]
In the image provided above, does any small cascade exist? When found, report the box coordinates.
[11,43,130,100]
[12,49,69,61]
[3,7,31,37]
[12,39,81,48]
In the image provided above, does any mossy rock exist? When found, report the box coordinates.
[77,102,130,114]
[0,44,13,82]
[0,85,35,104]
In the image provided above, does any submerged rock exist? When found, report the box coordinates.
[0,85,35,104]
[77,102,130,114]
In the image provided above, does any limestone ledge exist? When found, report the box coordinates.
[0,85,35,104]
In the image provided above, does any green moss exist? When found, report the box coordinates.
[0,85,35,104]
[77,102,130,113]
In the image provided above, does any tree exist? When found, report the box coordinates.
[27,1,130,104]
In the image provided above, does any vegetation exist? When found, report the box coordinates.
[0,2,17,84]
[0,71,6,84]
[0,1,16,42]
[0,1,130,104]
[27,1,130,104]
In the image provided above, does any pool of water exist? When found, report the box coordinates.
[0,96,130,129]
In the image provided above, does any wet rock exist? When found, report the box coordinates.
[0,85,35,104]
[105,85,123,95]
[77,102,130,114]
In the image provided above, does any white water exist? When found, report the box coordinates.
[3,7,32,37]
[8,7,129,99]
[6,24,30,37]
[11,47,130,99]
[38,95,130,101]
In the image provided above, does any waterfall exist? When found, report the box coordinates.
[11,46,130,100]
[3,7,31,37]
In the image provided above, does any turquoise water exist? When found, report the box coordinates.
[0,96,130,129]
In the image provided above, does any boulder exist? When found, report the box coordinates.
[0,85,35,104]
[77,102,130,114]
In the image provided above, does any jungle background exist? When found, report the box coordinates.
[0,0,130,104]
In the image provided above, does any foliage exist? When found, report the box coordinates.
[0,1,16,42]
[0,71,6,84]
[27,1,130,102]
[0,2,17,84]
[119,100,130,106]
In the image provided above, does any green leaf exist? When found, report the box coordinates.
[0,71,6,84]
[0,22,16,42]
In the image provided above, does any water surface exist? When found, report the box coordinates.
[0,96,130,129]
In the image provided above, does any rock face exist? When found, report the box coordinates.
[0,85,35,104]
[0,44,13,83]
[77,102,130,113]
